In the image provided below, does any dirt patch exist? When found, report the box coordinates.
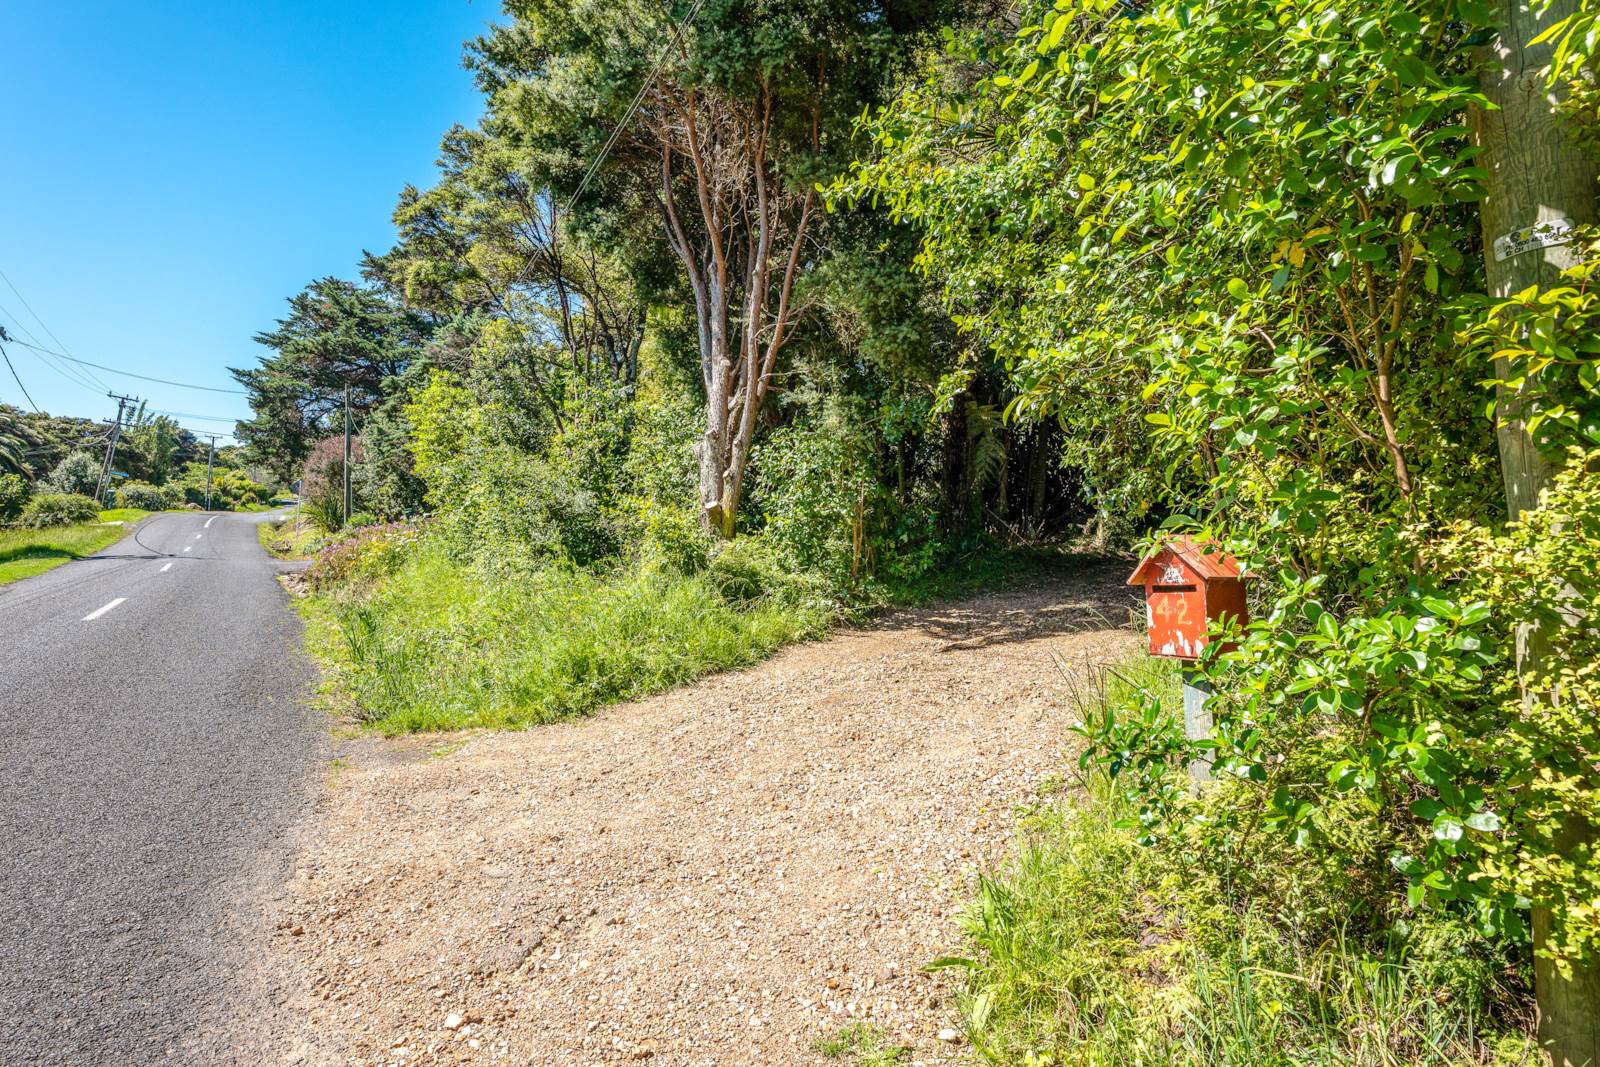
[281,561,1139,1066]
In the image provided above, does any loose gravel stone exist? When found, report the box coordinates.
[284,565,1137,1066]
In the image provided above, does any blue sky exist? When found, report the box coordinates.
[0,1,494,438]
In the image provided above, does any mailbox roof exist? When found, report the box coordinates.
[1126,536,1246,586]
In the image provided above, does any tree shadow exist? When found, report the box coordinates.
[867,555,1141,652]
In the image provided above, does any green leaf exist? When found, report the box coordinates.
[1226,278,1251,301]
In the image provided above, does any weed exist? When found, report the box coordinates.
[814,1021,911,1066]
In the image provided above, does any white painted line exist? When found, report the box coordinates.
[193,533,202,540]
[183,546,192,553]
[204,516,215,528]
[83,598,126,621]
[160,562,173,573]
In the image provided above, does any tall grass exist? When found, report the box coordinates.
[302,541,829,734]
[949,779,1538,1066]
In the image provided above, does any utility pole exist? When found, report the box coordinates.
[197,433,222,511]
[95,393,138,505]
[1470,3,1598,1063]
[342,384,353,526]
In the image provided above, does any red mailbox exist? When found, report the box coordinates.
[1127,536,1248,661]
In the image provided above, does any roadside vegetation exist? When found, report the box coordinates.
[941,662,1538,1065]
[0,505,151,585]
[224,0,1599,1058]
[0,400,278,521]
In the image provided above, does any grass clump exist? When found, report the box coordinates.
[0,508,151,585]
[815,1021,911,1065]
[302,538,829,734]
[258,512,324,560]
[945,663,1539,1067]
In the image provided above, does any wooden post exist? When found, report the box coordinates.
[1181,669,1214,786]
[1470,2,1599,1061]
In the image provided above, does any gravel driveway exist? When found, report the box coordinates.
[281,562,1138,1066]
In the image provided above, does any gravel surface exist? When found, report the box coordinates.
[283,560,1138,1067]
[0,510,328,1066]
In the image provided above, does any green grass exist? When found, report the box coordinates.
[301,541,829,734]
[0,509,152,585]
[258,513,322,560]
[942,659,1540,1067]
[815,1022,911,1065]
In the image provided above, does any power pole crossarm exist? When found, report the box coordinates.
[96,393,139,506]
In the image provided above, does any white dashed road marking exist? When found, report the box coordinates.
[83,598,126,622]
[204,516,215,528]
[160,562,173,573]
[183,546,192,553]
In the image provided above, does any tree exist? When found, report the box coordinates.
[369,124,649,396]
[123,410,186,486]
[472,0,954,535]
[233,277,433,481]
[1471,0,1600,1058]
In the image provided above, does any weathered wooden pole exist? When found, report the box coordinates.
[1469,2,1599,1061]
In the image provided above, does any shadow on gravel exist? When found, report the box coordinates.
[871,555,1140,652]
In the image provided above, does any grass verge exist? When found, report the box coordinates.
[300,540,830,734]
[0,509,152,585]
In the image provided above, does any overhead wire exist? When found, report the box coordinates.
[565,0,707,213]
[5,338,249,395]
[0,268,110,391]
[0,302,104,393]
[1,338,42,413]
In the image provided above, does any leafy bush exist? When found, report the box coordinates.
[405,371,616,564]
[114,480,174,511]
[0,473,30,522]
[17,492,99,529]
[301,521,423,592]
[43,452,101,497]
[950,770,1537,1066]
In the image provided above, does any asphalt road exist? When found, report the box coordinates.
[0,510,325,1066]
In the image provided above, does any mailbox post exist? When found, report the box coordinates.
[1127,537,1249,784]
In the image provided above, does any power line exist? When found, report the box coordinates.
[148,408,239,424]
[566,0,707,212]
[0,330,41,413]
[5,338,248,395]
[0,269,110,391]
[0,302,105,393]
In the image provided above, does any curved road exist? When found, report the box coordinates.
[0,510,325,1065]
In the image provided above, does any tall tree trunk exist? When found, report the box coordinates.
[1470,2,1599,1062]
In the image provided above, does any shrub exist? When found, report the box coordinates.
[17,492,99,529]
[114,480,170,512]
[43,452,101,497]
[950,772,1537,1066]
[301,495,344,534]
[301,521,422,592]
[0,473,30,522]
